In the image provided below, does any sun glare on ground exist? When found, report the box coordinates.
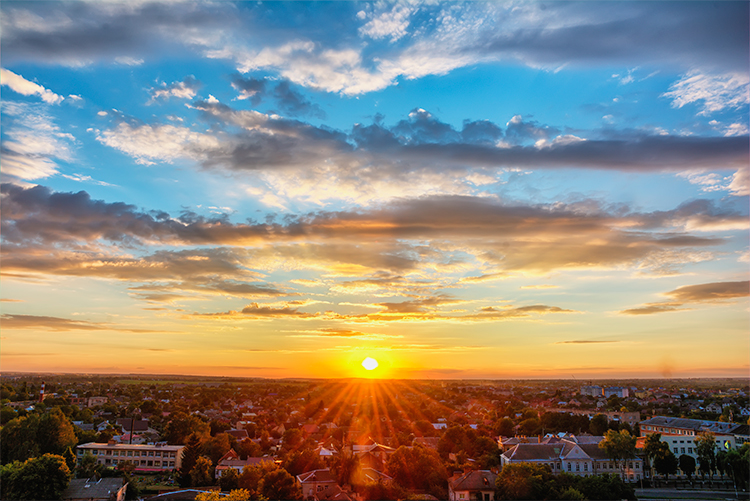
[361,357,379,371]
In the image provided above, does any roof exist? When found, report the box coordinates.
[77,442,184,451]
[449,470,498,492]
[226,429,249,440]
[116,418,149,432]
[413,437,440,449]
[503,443,565,461]
[639,416,746,435]
[63,478,125,500]
[298,468,337,484]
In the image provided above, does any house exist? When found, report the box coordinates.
[413,437,440,450]
[297,468,339,500]
[213,449,269,479]
[226,428,249,440]
[638,416,750,462]
[62,477,127,501]
[448,470,497,501]
[500,436,643,482]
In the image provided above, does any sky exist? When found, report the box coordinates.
[1,1,748,380]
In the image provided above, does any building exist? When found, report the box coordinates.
[214,449,269,479]
[580,386,603,397]
[297,468,339,500]
[62,478,127,501]
[448,470,498,501]
[500,436,643,483]
[638,416,750,463]
[603,387,629,398]
[542,408,641,428]
[76,442,184,472]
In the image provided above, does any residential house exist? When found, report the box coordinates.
[448,470,497,501]
[297,468,339,500]
[214,449,269,479]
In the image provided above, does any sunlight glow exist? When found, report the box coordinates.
[361,357,379,371]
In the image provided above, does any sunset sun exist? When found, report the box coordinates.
[361,357,379,371]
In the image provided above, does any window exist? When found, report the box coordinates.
[460,494,465,500]
[673,448,678,454]
[567,464,571,471]
[149,451,154,456]
[127,451,133,456]
[106,449,111,455]
[169,461,175,467]
[576,463,580,471]
[156,451,161,457]
[681,447,685,453]
[584,463,588,471]
[155,461,160,467]
[636,463,640,469]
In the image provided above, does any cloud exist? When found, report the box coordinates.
[556,340,620,344]
[0,68,63,104]
[620,280,749,315]
[0,314,166,332]
[272,80,325,118]
[190,301,318,319]
[1,102,75,181]
[358,4,414,42]
[231,75,267,104]
[149,75,201,101]
[663,70,750,115]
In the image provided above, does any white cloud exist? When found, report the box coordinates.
[358,4,414,42]
[727,168,750,197]
[1,102,74,180]
[97,123,223,165]
[0,68,64,104]
[150,76,199,101]
[663,70,750,115]
[115,56,144,66]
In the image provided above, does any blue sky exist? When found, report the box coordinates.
[1,1,748,378]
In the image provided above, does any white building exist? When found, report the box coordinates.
[76,442,184,472]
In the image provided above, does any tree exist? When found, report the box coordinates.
[196,489,251,501]
[163,412,210,445]
[653,449,678,481]
[496,417,515,437]
[283,449,324,477]
[644,433,668,479]
[589,414,609,435]
[679,454,696,481]
[190,455,214,487]
[219,466,240,491]
[260,467,302,500]
[238,460,278,496]
[63,446,77,472]
[203,433,232,464]
[695,431,717,481]
[37,408,78,455]
[386,445,446,496]
[0,453,72,500]
[330,449,359,485]
[495,463,555,500]
[1,414,41,463]
[76,452,102,479]
[179,433,203,487]
[599,429,636,478]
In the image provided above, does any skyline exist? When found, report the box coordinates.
[1,1,748,380]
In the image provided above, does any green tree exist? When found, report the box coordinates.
[76,452,101,479]
[238,460,277,496]
[0,406,18,425]
[330,449,359,485]
[63,446,77,472]
[179,433,203,487]
[653,449,678,481]
[495,417,515,437]
[190,455,214,487]
[599,429,636,478]
[695,431,717,481]
[1,414,41,463]
[495,463,555,500]
[203,433,232,464]
[37,408,78,455]
[163,412,210,445]
[589,414,609,435]
[0,453,72,500]
[679,454,696,481]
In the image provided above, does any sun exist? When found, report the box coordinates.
[361,357,379,371]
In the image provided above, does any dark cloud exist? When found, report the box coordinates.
[475,2,749,72]
[190,302,317,319]
[272,80,326,118]
[667,281,749,302]
[231,75,267,106]
[620,280,749,315]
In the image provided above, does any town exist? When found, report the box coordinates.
[1,374,748,501]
